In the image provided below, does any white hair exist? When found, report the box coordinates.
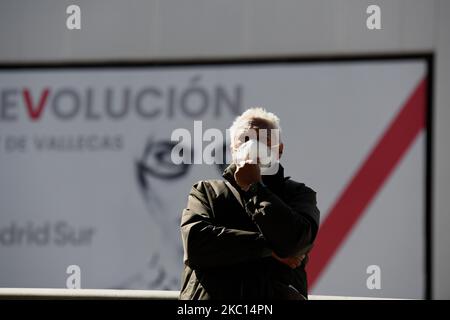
[229,107,282,149]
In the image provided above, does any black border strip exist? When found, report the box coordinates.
[425,55,434,300]
[0,53,434,299]
[0,53,434,69]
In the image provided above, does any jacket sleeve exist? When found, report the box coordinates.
[180,181,273,269]
[244,182,320,258]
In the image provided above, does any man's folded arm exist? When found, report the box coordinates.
[180,181,272,269]
[244,183,320,258]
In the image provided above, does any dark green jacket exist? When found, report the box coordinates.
[179,163,320,300]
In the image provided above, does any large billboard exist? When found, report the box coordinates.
[0,57,431,298]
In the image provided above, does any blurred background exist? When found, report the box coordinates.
[0,0,449,299]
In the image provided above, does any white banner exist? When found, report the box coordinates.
[0,59,428,298]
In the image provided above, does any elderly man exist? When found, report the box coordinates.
[179,107,320,300]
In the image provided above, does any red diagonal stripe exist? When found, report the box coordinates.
[307,77,427,289]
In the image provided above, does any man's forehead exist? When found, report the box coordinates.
[234,118,280,145]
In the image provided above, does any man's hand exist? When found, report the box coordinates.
[271,252,305,269]
[234,161,262,191]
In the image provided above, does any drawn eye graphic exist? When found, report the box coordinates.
[136,138,192,189]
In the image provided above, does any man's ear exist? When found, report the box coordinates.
[278,143,284,159]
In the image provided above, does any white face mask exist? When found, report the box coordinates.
[233,139,280,175]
